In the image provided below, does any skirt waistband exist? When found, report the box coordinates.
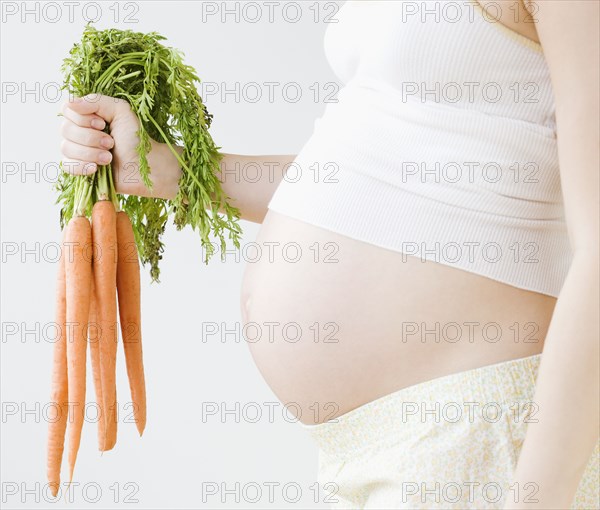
[301,354,542,463]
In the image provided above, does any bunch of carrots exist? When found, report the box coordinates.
[47,168,146,497]
[47,25,241,496]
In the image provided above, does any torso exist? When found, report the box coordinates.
[241,211,555,425]
[241,0,558,425]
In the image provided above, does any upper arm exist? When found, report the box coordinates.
[528,0,599,254]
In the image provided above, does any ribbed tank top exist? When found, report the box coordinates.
[267,0,571,298]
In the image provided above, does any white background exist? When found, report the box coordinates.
[0,1,342,508]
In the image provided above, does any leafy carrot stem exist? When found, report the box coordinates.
[57,24,242,280]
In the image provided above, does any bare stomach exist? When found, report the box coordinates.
[240,210,556,425]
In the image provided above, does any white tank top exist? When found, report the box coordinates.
[267,0,571,298]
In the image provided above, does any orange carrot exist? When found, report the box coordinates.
[116,211,146,436]
[92,200,118,451]
[87,277,106,450]
[64,216,93,482]
[47,239,68,497]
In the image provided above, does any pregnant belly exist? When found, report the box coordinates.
[241,211,556,424]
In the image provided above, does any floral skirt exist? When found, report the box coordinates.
[302,354,600,509]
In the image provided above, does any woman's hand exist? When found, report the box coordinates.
[60,94,182,199]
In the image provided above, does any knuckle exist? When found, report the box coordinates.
[59,120,68,137]
[115,97,131,112]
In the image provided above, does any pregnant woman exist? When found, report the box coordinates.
[58,0,599,508]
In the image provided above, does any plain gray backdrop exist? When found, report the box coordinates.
[0,1,343,508]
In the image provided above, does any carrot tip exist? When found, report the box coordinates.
[64,477,73,503]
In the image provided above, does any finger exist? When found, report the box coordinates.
[62,104,107,130]
[60,119,114,149]
[61,140,113,166]
[61,159,98,176]
[66,94,129,123]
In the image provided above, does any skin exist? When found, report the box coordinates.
[58,1,598,506]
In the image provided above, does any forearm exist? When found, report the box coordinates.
[504,253,599,509]
[219,152,296,224]
[148,142,294,223]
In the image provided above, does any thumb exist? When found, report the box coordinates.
[66,94,128,123]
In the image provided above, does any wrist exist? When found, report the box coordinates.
[148,139,183,200]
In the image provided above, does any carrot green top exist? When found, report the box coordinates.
[57,24,242,281]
